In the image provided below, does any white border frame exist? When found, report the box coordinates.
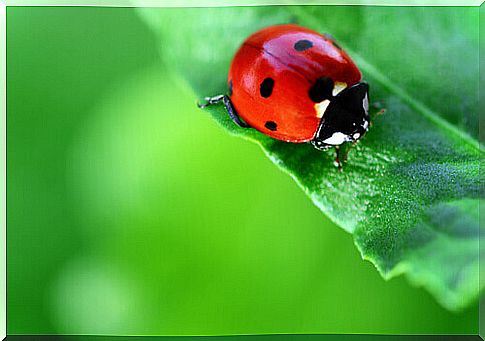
[1,1,6,340]
[1,0,484,6]
[0,2,481,340]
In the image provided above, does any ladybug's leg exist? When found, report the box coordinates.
[342,140,358,163]
[375,108,386,117]
[222,95,250,128]
[368,108,385,128]
[334,146,343,171]
[197,95,249,128]
[369,101,386,122]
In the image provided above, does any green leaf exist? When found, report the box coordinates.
[137,6,482,311]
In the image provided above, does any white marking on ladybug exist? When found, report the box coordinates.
[332,82,347,96]
[323,132,352,145]
[362,120,369,130]
[315,99,331,118]
[353,133,360,139]
[363,93,369,113]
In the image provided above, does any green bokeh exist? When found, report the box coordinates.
[7,7,478,336]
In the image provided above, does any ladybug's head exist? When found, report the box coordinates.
[312,82,370,149]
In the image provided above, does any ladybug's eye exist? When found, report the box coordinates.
[260,77,274,98]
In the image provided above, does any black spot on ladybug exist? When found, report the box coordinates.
[260,77,274,98]
[309,76,335,103]
[294,39,313,52]
[228,79,233,96]
[265,121,277,131]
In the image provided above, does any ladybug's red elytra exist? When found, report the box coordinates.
[199,24,370,168]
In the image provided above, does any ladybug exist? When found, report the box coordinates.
[198,24,370,167]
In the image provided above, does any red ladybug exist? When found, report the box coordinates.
[199,24,370,165]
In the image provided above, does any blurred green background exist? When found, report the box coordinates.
[7,7,478,336]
